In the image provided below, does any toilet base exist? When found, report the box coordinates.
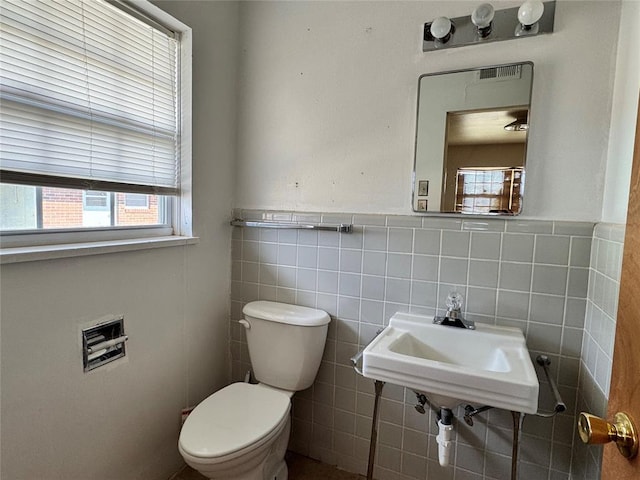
[261,416,290,480]
[269,459,287,480]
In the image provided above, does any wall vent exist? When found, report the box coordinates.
[477,64,522,82]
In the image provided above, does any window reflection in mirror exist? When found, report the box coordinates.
[443,108,527,213]
[453,167,523,214]
[413,62,533,215]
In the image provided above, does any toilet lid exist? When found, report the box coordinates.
[179,382,290,459]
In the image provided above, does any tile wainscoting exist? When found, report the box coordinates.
[229,210,616,480]
[571,223,624,479]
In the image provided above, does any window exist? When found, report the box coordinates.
[0,0,192,247]
[83,191,110,211]
[455,167,523,214]
[123,193,150,209]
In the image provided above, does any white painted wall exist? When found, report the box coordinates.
[235,0,622,222]
[1,1,635,478]
[601,0,640,224]
[0,2,239,479]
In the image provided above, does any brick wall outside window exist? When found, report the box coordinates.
[40,188,159,227]
[115,194,159,225]
[41,188,83,228]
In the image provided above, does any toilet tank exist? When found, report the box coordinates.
[242,301,330,391]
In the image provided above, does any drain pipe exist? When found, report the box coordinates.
[436,407,454,467]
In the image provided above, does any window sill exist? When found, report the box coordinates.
[0,235,199,264]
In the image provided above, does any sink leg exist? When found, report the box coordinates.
[511,411,522,480]
[366,380,385,480]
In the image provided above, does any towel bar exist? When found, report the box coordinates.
[231,218,353,233]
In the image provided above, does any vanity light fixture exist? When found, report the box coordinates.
[471,3,495,38]
[429,16,454,44]
[423,0,555,52]
[515,0,545,36]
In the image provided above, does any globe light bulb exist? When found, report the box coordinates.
[518,0,544,27]
[471,3,495,28]
[430,16,453,41]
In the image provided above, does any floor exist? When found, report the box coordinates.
[172,451,365,480]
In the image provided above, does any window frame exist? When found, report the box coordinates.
[0,0,193,253]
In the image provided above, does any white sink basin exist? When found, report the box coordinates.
[362,312,539,413]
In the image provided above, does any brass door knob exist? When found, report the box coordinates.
[578,412,638,459]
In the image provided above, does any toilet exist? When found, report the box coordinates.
[178,301,330,480]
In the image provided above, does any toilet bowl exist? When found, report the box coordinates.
[179,382,291,480]
[178,301,330,480]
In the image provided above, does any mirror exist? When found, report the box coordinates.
[412,62,533,215]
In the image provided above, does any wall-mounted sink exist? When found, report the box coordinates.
[362,312,539,413]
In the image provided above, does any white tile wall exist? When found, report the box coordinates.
[230,210,601,480]
[571,223,624,480]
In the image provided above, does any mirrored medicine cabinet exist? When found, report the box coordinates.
[412,62,533,215]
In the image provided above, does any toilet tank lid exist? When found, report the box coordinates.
[243,301,330,326]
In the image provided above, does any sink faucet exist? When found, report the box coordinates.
[433,292,475,330]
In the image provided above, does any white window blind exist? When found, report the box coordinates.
[0,0,179,195]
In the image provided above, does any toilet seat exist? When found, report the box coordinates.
[179,382,291,462]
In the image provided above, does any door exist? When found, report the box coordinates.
[600,99,640,478]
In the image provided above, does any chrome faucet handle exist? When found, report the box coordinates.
[445,292,464,319]
[434,292,475,329]
[446,292,463,312]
